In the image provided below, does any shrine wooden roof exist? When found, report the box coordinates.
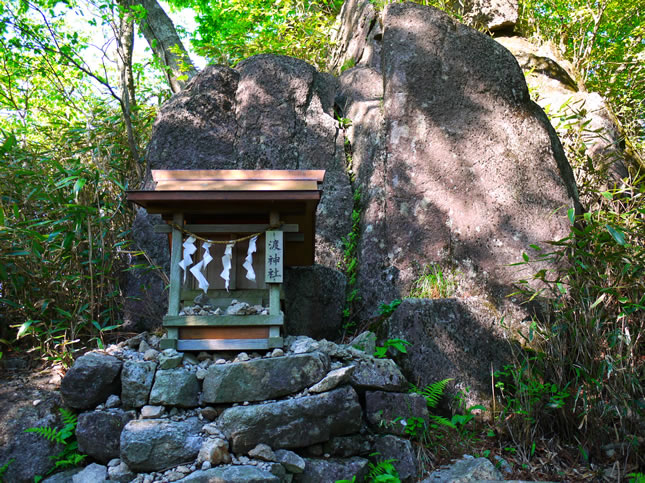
[127,170,325,215]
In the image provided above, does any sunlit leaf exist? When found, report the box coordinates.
[16,320,35,338]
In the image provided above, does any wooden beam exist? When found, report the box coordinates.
[285,233,304,242]
[155,180,318,192]
[154,223,300,234]
[177,337,283,351]
[152,170,325,182]
[179,326,270,340]
[127,191,321,204]
[163,314,283,327]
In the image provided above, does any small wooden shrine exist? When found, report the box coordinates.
[127,169,325,351]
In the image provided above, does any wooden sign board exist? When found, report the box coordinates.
[265,230,284,283]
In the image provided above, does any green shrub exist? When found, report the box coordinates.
[0,459,14,483]
[507,176,644,464]
[340,58,356,73]
[376,299,402,318]
[373,337,409,358]
[0,103,153,362]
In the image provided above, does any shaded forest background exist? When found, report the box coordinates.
[0,0,643,473]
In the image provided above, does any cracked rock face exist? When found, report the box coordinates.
[335,2,579,315]
[495,35,628,188]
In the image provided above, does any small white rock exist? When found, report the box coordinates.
[235,352,250,362]
[271,348,284,358]
[105,394,121,408]
[143,348,159,361]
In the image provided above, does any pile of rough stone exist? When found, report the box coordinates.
[43,332,511,483]
[178,295,270,317]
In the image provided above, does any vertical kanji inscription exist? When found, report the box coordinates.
[265,230,284,283]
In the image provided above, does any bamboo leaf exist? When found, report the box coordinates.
[605,224,626,245]
[16,319,35,338]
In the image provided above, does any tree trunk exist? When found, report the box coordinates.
[129,0,198,93]
[117,4,136,107]
[116,1,142,181]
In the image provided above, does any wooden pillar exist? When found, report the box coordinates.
[162,212,183,349]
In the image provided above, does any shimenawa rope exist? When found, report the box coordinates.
[168,221,282,245]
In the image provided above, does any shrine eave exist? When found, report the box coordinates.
[126,190,321,214]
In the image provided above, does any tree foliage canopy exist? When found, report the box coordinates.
[518,0,644,158]
[165,0,343,69]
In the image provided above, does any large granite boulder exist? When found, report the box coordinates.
[146,66,239,172]
[328,0,378,73]
[126,56,352,333]
[122,209,169,331]
[384,298,514,405]
[76,409,134,463]
[120,418,203,472]
[336,2,579,315]
[202,352,329,404]
[217,386,362,453]
[60,353,121,409]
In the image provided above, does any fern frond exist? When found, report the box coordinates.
[59,408,77,427]
[24,426,64,444]
[367,455,400,482]
[430,414,457,429]
[411,378,453,409]
[53,453,86,469]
